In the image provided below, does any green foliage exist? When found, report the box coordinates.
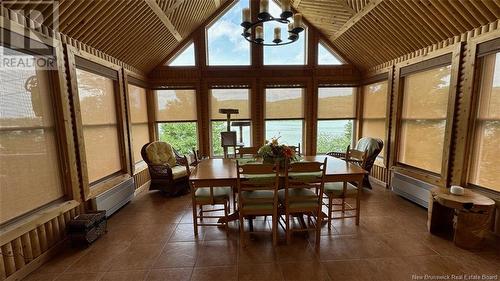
[158,122,197,155]
[317,121,353,153]
[211,121,226,156]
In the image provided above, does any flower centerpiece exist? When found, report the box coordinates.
[257,137,298,168]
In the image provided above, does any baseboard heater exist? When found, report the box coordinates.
[391,171,436,208]
[91,177,135,216]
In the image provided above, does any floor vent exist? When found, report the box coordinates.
[391,171,435,208]
[92,177,135,216]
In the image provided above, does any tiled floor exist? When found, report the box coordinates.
[24,184,500,281]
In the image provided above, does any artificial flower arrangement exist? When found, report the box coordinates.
[257,137,298,167]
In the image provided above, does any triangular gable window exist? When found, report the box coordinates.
[168,43,195,66]
[318,41,344,65]
[206,0,250,66]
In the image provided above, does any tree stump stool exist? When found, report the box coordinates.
[428,188,495,250]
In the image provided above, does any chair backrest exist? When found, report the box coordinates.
[141,141,177,166]
[237,146,259,158]
[236,162,280,211]
[283,159,327,207]
[354,137,383,172]
[221,131,237,158]
[346,145,368,169]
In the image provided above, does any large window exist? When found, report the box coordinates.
[468,52,500,192]
[265,88,304,145]
[168,42,195,66]
[128,84,150,164]
[0,46,64,223]
[263,0,306,65]
[77,68,123,184]
[398,64,451,174]
[361,80,388,162]
[317,87,356,154]
[155,89,198,155]
[206,0,250,66]
[318,41,343,65]
[210,88,251,156]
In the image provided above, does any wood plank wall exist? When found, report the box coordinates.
[363,20,500,189]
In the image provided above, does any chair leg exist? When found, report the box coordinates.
[328,197,332,230]
[199,205,203,221]
[341,197,346,214]
[239,214,245,247]
[272,213,277,246]
[192,202,198,236]
[315,210,322,248]
[224,201,229,230]
[356,180,361,225]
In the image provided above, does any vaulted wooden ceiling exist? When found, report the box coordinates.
[3,0,499,73]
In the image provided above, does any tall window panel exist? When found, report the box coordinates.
[128,84,149,164]
[155,89,198,155]
[0,46,64,223]
[265,88,304,146]
[77,68,122,184]
[469,52,500,192]
[361,81,388,163]
[210,88,251,156]
[398,65,451,174]
[317,87,356,154]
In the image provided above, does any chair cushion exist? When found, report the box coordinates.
[146,142,177,167]
[278,188,319,209]
[241,190,274,200]
[171,165,188,180]
[240,190,275,212]
[324,182,358,197]
[288,171,322,183]
[195,187,231,201]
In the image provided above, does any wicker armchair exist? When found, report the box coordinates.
[141,141,190,196]
[327,137,383,189]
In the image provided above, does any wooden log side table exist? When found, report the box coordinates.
[428,188,495,250]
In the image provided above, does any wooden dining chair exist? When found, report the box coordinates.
[190,181,231,236]
[323,146,367,228]
[236,162,280,246]
[279,159,327,246]
[289,143,301,156]
[236,146,260,158]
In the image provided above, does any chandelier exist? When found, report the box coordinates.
[240,0,304,46]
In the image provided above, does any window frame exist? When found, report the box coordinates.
[124,71,151,173]
[208,86,252,157]
[264,86,306,147]
[464,36,500,192]
[392,45,461,187]
[359,72,391,167]
[0,28,80,224]
[316,86,358,154]
[67,46,131,200]
[165,41,197,67]
[153,88,200,156]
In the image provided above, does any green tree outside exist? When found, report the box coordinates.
[158,122,198,155]
[317,121,353,153]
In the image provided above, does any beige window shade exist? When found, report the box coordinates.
[128,84,150,163]
[362,120,386,155]
[0,46,64,223]
[317,87,356,119]
[398,65,451,174]
[77,68,122,183]
[469,53,500,191]
[362,81,387,119]
[210,89,250,120]
[266,88,304,119]
[156,89,197,121]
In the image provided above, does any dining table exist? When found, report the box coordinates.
[188,155,367,225]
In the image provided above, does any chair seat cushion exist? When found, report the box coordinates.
[146,142,177,167]
[278,188,319,209]
[240,190,275,212]
[195,187,231,202]
[171,165,188,180]
[324,182,358,197]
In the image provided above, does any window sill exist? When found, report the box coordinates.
[391,165,443,187]
[0,200,80,245]
[88,173,131,199]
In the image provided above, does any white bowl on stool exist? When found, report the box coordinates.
[450,185,465,196]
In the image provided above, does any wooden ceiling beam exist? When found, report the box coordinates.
[331,0,383,40]
[145,0,183,41]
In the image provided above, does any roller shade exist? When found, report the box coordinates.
[363,81,388,119]
[210,89,250,120]
[75,56,118,80]
[128,84,148,124]
[317,87,356,119]
[400,54,452,77]
[156,89,197,121]
[265,88,304,119]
